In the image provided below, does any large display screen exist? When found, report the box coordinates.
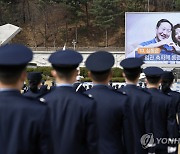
[125,12,180,64]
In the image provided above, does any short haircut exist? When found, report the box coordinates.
[90,69,111,82]
[161,78,174,93]
[156,19,173,30]
[172,24,180,45]
[28,78,42,93]
[29,81,39,92]
[0,65,26,84]
[52,65,78,80]
[123,68,141,82]
[146,76,161,84]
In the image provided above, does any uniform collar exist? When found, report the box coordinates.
[125,84,137,89]
[56,83,73,87]
[148,87,159,91]
[126,81,136,86]
[0,88,19,92]
[93,83,108,87]
[126,82,136,87]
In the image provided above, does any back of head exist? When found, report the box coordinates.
[85,51,114,82]
[144,67,164,85]
[0,44,33,84]
[27,72,42,92]
[120,58,143,82]
[161,71,174,93]
[48,49,82,81]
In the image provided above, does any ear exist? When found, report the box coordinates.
[72,69,78,81]
[74,69,78,76]
[109,70,112,79]
[122,72,125,78]
[20,71,27,82]
[51,70,57,78]
[88,71,91,78]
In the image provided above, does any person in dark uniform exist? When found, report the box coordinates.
[43,49,98,154]
[24,72,48,98]
[115,84,119,90]
[119,58,154,154]
[73,75,86,93]
[85,51,129,154]
[161,71,179,153]
[161,71,180,125]
[144,67,178,154]
[40,79,48,93]
[49,81,56,91]
[0,44,51,154]
[22,81,28,93]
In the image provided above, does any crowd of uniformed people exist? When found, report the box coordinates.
[0,43,180,154]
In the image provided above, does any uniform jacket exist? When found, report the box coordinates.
[43,86,98,154]
[162,88,180,133]
[119,84,153,154]
[0,90,51,154]
[147,88,178,152]
[23,89,48,99]
[85,85,128,154]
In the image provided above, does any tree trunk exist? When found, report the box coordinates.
[22,0,26,23]
[65,20,68,43]
[44,21,47,48]
[147,0,150,12]
[85,2,89,27]
[75,23,78,43]
[53,38,56,49]
[30,18,37,49]
[0,5,2,24]
[105,29,108,47]
[26,0,31,21]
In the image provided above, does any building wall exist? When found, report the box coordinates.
[32,51,125,67]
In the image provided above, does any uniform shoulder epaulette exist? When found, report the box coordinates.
[39,97,47,104]
[112,89,127,95]
[81,93,94,99]
[24,96,47,105]
[166,92,172,96]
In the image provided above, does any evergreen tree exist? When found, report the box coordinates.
[91,0,121,46]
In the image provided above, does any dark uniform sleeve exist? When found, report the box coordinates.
[177,96,180,133]
[39,106,53,154]
[144,96,156,153]
[122,97,135,154]
[85,100,98,154]
[166,97,179,153]
[167,97,179,139]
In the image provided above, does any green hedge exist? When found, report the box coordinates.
[26,67,124,82]
[112,67,123,77]
[81,77,92,82]
[82,77,125,82]
[26,67,53,80]
[80,67,123,78]
[111,77,125,82]
[27,67,52,76]
[80,67,89,78]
